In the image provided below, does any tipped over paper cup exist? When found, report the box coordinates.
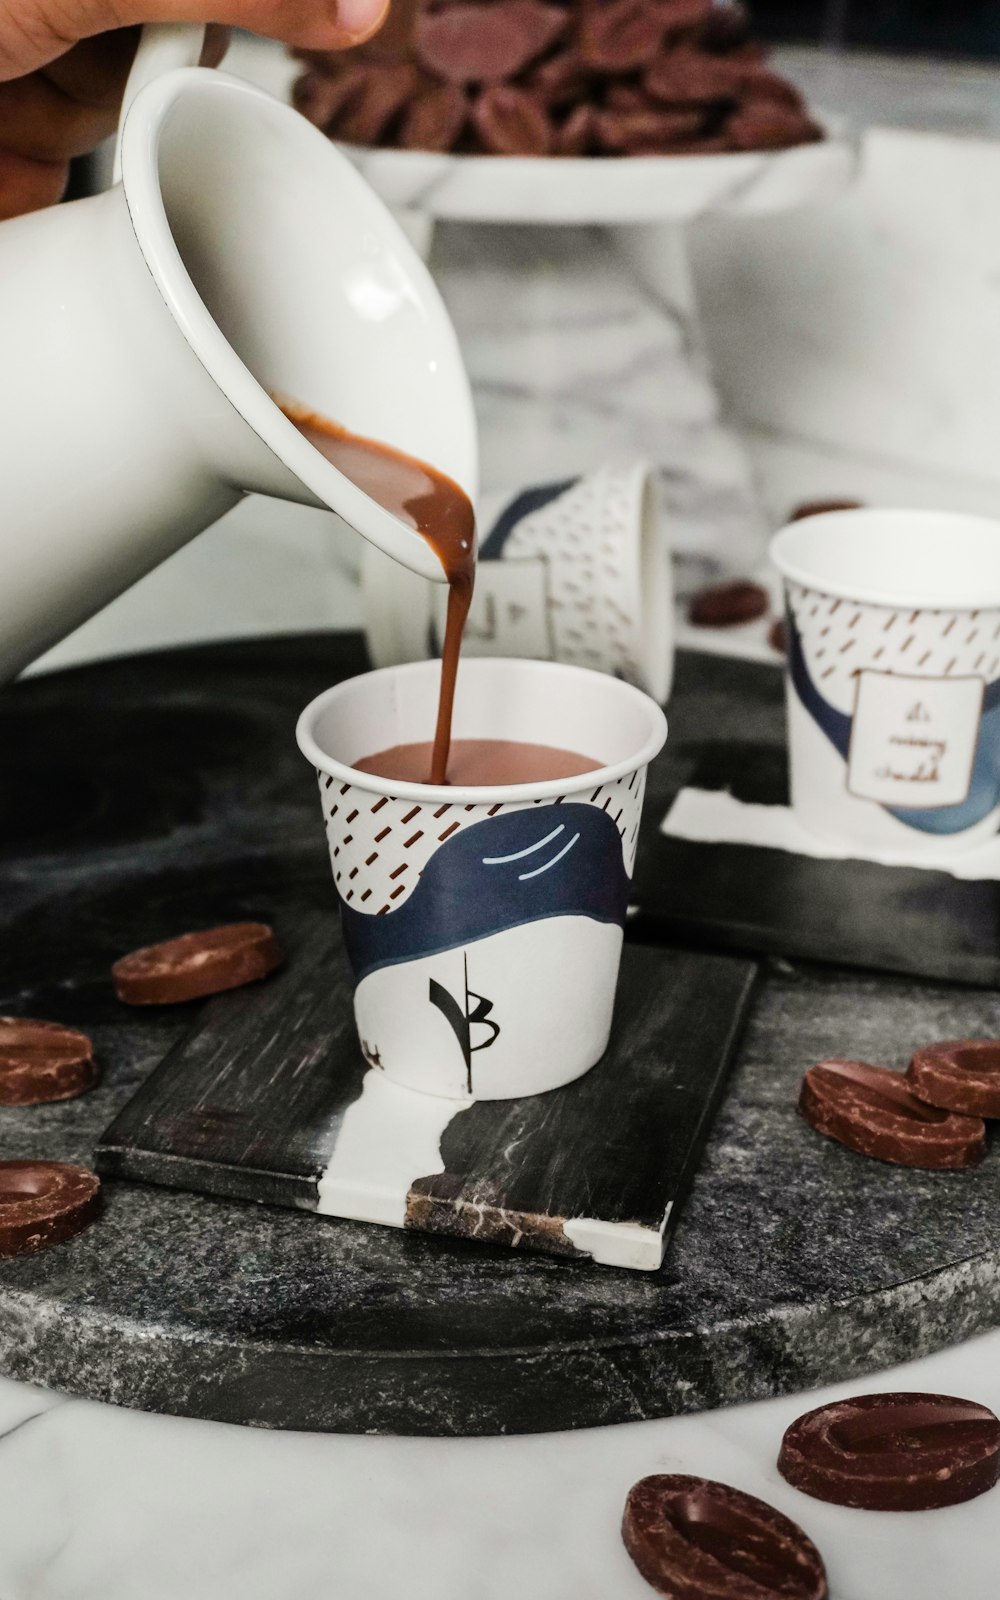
[363,461,673,703]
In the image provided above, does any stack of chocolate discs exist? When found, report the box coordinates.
[292,0,823,157]
[799,1039,1000,1169]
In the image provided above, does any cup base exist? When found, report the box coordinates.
[352,918,622,1102]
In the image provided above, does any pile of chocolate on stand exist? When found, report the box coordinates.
[291,0,823,158]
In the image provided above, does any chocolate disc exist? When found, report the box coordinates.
[472,85,552,154]
[727,102,822,152]
[736,65,805,110]
[689,579,770,627]
[768,617,788,654]
[291,65,369,134]
[333,63,420,146]
[595,106,705,154]
[528,50,590,111]
[112,923,284,1006]
[645,46,743,106]
[697,0,749,48]
[779,1392,1000,1512]
[400,83,469,152]
[0,1017,97,1106]
[415,1,566,85]
[553,103,596,157]
[0,1161,101,1258]
[907,1039,1000,1119]
[578,0,666,73]
[799,1059,986,1169]
[789,497,863,522]
[622,1474,827,1600]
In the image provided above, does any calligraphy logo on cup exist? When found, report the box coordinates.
[332,793,640,1100]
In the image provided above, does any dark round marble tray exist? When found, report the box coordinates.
[1,635,998,1437]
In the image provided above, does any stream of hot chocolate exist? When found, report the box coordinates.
[281,400,475,784]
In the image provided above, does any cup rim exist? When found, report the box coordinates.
[296,657,668,805]
[770,507,1000,610]
[118,66,472,586]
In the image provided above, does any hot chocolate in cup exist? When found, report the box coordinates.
[771,508,1000,857]
[296,658,667,1100]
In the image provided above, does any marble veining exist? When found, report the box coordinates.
[3,638,1000,1442]
[428,219,768,583]
[0,1332,997,1598]
[317,1069,467,1229]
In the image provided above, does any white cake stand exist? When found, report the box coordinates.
[348,130,853,225]
[347,129,855,660]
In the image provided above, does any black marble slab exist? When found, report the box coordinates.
[96,911,756,1267]
[0,636,998,1438]
[632,651,1000,987]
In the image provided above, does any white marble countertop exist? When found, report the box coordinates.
[1,1328,997,1598]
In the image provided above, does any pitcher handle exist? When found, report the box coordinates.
[112,22,207,184]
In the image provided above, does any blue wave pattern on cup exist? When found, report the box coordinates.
[341,803,630,981]
[318,755,647,1097]
[786,583,1000,835]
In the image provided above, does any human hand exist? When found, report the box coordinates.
[0,0,389,219]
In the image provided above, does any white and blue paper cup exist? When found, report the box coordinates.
[363,460,674,703]
[771,509,1000,857]
[296,658,667,1100]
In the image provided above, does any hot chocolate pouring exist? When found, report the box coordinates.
[281,399,475,783]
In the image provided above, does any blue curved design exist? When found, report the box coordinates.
[890,702,1000,833]
[340,803,629,982]
[786,608,1000,836]
[787,612,851,762]
[479,480,577,560]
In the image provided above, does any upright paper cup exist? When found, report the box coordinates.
[771,508,1000,855]
[296,658,667,1100]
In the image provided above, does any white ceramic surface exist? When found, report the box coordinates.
[0,46,476,683]
[343,124,855,225]
[0,1328,998,1599]
[297,658,666,1099]
[772,509,1000,856]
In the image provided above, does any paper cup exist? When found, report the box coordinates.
[363,460,674,703]
[771,509,1000,856]
[296,658,667,1100]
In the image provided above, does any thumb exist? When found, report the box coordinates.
[0,0,389,81]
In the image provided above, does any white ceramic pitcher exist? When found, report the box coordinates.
[0,24,477,683]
